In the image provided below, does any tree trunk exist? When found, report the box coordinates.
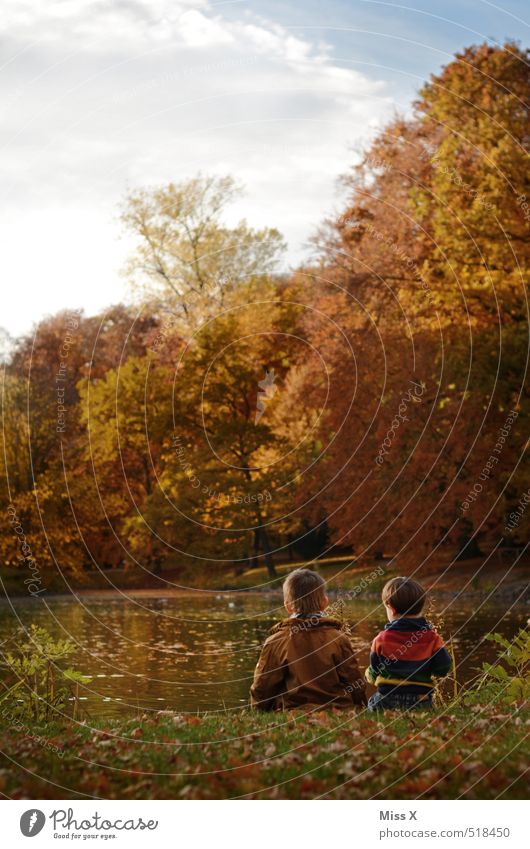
[260,524,277,579]
[241,460,276,578]
[456,521,482,561]
[254,524,276,578]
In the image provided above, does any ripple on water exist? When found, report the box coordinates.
[0,594,525,717]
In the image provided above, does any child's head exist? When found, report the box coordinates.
[283,568,327,615]
[382,576,426,620]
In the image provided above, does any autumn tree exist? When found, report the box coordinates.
[121,174,286,331]
[126,286,307,579]
[298,42,530,563]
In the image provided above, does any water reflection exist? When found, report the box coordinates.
[0,593,525,717]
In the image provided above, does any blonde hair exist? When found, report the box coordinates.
[283,568,326,614]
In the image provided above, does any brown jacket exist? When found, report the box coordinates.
[250,615,367,710]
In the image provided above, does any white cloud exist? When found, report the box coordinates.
[0,0,395,337]
[178,9,235,47]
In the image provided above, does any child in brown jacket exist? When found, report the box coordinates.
[250,568,367,710]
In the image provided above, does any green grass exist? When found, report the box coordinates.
[3,550,526,598]
[1,556,390,597]
[173,556,393,593]
[0,704,527,799]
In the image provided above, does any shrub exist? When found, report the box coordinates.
[0,624,92,721]
[463,627,530,707]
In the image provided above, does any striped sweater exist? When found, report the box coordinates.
[365,617,452,695]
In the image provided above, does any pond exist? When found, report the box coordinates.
[0,592,526,718]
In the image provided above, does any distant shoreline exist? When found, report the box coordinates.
[1,583,527,605]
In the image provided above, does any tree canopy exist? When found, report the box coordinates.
[1,42,529,591]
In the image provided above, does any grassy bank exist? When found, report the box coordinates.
[3,549,528,600]
[0,703,528,799]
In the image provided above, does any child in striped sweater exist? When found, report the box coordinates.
[366,576,451,711]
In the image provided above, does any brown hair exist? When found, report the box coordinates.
[382,576,426,616]
[283,568,326,614]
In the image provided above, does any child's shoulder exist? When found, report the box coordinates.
[268,615,344,637]
[371,627,389,649]
[269,619,289,635]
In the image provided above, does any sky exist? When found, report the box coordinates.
[1,0,529,339]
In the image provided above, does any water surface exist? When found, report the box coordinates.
[0,592,525,717]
